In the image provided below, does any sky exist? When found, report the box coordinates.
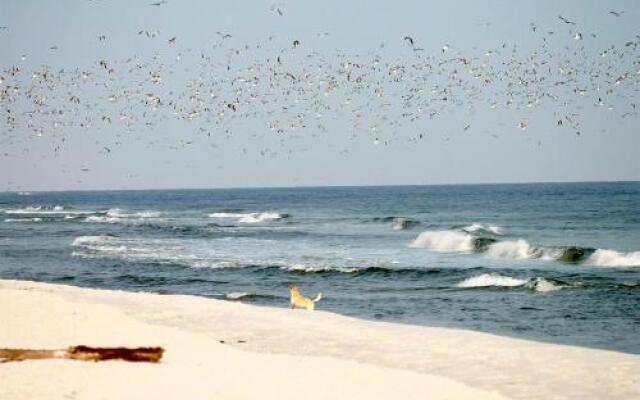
[0,0,638,191]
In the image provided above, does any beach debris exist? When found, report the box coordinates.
[0,346,164,363]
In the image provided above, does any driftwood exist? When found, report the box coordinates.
[0,346,164,363]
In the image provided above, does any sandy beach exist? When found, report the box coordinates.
[1,279,638,399]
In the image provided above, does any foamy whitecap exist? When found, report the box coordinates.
[4,217,43,222]
[457,274,527,288]
[106,208,160,218]
[284,263,359,273]
[72,235,116,247]
[208,212,250,218]
[239,212,286,223]
[410,230,475,252]
[208,211,287,223]
[528,277,562,292]
[225,292,251,300]
[485,239,542,259]
[84,215,122,223]
[462,223,504,235]
[585,249,640,267]
[6,206,94,216]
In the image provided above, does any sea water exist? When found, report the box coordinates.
[1,182,638,353]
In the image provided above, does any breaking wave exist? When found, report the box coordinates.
[457,274,562,292]
[485,239,543,260]
[4,205,94,216]
[4,217,43,222]
[106,208,161,218]
[410,230,638,268]
[72,235,118,247]
[410,230,496,252]
[585,249,640,267]
[208,211,289,223]
[83,209,162,223]
[461,223,504,235]
[392,217,419,230]
[410,230,476,252]
[225,292,252,300]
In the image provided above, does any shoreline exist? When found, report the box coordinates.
[1,279,639,399]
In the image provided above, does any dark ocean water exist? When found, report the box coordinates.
[1,182,639,353]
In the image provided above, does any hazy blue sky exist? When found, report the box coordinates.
[0,0,638,191]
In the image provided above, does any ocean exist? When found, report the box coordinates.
[1,182,639,353]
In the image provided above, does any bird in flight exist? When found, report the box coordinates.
[558,15,575,25]
[216,31,232,39]
[609,10,624,17]
[403,36,414,47]
[149,0,167,6]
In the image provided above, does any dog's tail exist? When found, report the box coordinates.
[312,293,322,303]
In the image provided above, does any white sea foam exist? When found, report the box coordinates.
[208,212,250,218]
[457,274,527,288]
[208,211,287,223]
[284,263,359,273]
[528,278,562,292]
[585,249,640,267]
[458,274,562,292]
[84,216,122,223]
[410,230,475,252]
[5,206,93,216]
[462,223,504,235]
[225,292,251,300]
[106,208,160,218]
[8,206,41,213]
[72,235,116,247]
[485,239,542,259]
[4,217,43,222]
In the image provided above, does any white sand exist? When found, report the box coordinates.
[1,280,638,399]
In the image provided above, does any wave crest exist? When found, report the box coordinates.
[410,230,476,252]
[457,274,562,292]
[462,223,504,235]
[585,249,640,267]
[485,239,542,260]
[208,211,289,223]
[457,273,527,288]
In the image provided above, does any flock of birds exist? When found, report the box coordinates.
[0,7,639,161]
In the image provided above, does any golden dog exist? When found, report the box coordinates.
[289,285,322,311]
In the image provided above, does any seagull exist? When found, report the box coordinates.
[216,31,232,39]
[270,4,283,16]
[403,36,414,46]
[609,10,624,17]
[574,32,583,40]
[168,36,177,44]
[149,0,167,6]
[558,15,576,25]
[292,39,300,47]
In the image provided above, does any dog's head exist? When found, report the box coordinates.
[289,285,299,296]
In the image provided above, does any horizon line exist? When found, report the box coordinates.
[1,178,638,194]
